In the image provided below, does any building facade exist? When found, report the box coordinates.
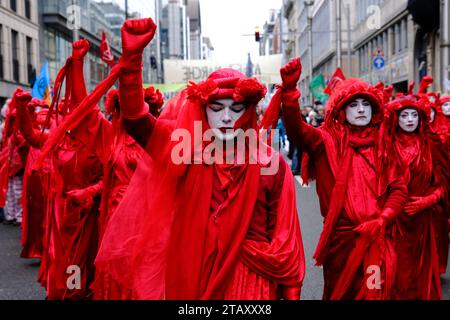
[0,0,40,106]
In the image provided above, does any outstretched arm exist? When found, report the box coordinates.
[119,18,157,149]
[71,39,89,107]
[280,58,324,156]
[14,90,48,149]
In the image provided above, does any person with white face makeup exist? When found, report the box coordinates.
[279,58,408,300]
[398,108,419,132]
[384,96,447,299]
[93,18,305,301]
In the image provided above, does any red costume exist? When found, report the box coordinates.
[80,18,306,300]
[0,94,29,225]
[15,40,103,300]
[278,59,408,299]
[20,99,53,259]
[38,86,164,299]
[383,95,447,299]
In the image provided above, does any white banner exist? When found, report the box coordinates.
[163,54,283,85]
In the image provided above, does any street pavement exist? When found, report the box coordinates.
[0,177,449,300]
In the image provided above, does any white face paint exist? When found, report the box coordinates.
[430,108,436,123]
[345,98,373,127]
[206,98,246,141]
[398,108,419,133]
[443,102,450,116]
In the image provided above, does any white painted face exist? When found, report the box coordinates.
[206,98,246,141]
[442,102,450,116]
[345,98,373,127]
[398,108,419,133]
[430,108,436,123]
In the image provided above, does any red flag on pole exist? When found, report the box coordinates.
[324,67,346,95]
[100,32,115,67]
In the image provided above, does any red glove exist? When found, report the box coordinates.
[405,190,442,216]
[280,58,302,91]
[121,18,157,60]
[72,39,90,60]
[66,181,103,208]
[119,18,157,120]
[355,218,386,241]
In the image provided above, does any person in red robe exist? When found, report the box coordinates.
[384,95,447,299]
[20,98,53,259]
[35,86,164,299]
[278,58,408,300]
[14,39,103,300]
[87,18,306,300]
[0,94,29,227]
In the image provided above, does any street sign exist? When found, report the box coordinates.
[373,56,385,70]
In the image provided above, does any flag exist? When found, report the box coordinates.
[31,61,52,104]
[100,32,115,67]
[309,74,329,104]
[324,67,346,95]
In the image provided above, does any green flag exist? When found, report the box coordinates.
[309,74,329,104]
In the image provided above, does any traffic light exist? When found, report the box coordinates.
[255,27,260,42]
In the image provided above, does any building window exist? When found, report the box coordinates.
[10,0,17,12]
[401,19,408,50]
[11,30,19,82]
[0,25,3,80]
[26,36,34,85]
[25,0,31,20]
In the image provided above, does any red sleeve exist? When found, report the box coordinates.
[382,169,408,219]
[281,90,324,156]
[266,155,287,240]
[122,114,156,149]
[71,57,87,107]
[16,104,48,149]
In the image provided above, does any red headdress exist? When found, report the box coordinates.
[144,86,164,118]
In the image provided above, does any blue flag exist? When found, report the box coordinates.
[31,61,51,100]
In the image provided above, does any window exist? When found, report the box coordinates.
[11,30,19,82]
[0,25,3,80]
[10,0,17,12]
[401,19,408,50]
[26,36,34,85]
[25,0,31,20]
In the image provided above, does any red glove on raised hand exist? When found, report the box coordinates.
[14,91,32,109]
[405,192,441,216]
[119,18,157,120]
[122,18,157,60]
[280,58,302,91]
[72,39,90,60]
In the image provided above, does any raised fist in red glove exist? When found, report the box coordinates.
[121,18,157,58]
[280,58,302,90]
[72,39,90,60]
[14,90,32,109]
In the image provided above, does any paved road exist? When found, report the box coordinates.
[0,177,448,300]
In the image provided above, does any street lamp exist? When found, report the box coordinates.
[304,0,314,107]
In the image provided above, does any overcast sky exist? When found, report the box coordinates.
[96,0,282,62]
[200,0,282,62]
